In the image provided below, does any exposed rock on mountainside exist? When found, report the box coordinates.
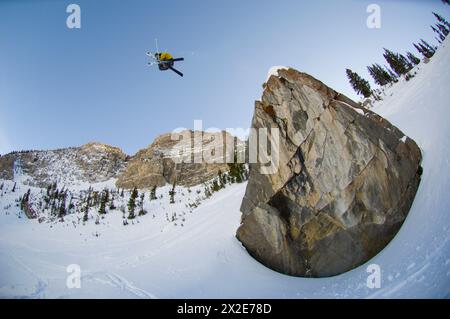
[0,132,243,189]
[237,68,422,277]
[0,143,127,187]
[116,130,243,188]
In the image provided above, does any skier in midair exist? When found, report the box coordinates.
[154,52,184,77]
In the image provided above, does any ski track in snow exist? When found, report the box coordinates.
[101,272,157,299]
[1,38,450,299]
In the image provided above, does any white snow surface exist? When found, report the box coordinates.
[1,40,450,298]
[266,65,289,82]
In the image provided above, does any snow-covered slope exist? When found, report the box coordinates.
[266,66,288,82]
[1,39,449,298]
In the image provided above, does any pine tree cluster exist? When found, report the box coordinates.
[367,64,396,86]
[431,12,450,44]
[413,39,436,59]
[383,49,413,77]
[347,11,448,96]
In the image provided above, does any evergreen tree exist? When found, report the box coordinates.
[227,151,247,183]
[437,23,449,37]
[104,189,109,203]
[386,67,398,83]
[383,49,411,77]
[128,187,138,219]
[421,39,436,53]
[211,179,221,192]
[218,169,227,188]
[98,190,107,215]
[402,54,413,71]
[51,200,57,216]
[12,182,16,192]
[433,12,450,28]
[414,43,428,59]
[406,52,420,66]
[46,184,52,197]
[415,40,436,59]
[58,193,66,218]
[91,191,97,207]
[109,194,116,210]
[345,69,372,98]
[169,182,176,204]
[367,64,396,86]
[204,184,212,199]
[150,185,157,201]
[431,25,447,42]
[68,197,75,213]
[83,192,91,222]
[138,193,147,216]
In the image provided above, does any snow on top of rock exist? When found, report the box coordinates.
[266,66,289,82]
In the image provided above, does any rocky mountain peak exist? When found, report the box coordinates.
[116,130,243,189]
[0,142,128,187]
[80,141,125,153]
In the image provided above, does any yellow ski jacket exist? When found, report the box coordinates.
[159,52,173,61]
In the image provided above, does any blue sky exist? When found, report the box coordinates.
[0,0,448,155]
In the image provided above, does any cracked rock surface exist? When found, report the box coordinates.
[116,131,242,189]
[237,68,422,277]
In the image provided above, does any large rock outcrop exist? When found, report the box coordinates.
[116,131,243,189]
[237,68,422,277]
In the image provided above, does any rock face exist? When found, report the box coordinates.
[0,131,242,190]
[0,143,127,187]
[237,68,422,278]
[116,131,242,189]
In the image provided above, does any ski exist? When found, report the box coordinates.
[169,66,183,77]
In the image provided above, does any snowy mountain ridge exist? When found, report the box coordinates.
[0,130,244,190]
[0,142,127,188]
